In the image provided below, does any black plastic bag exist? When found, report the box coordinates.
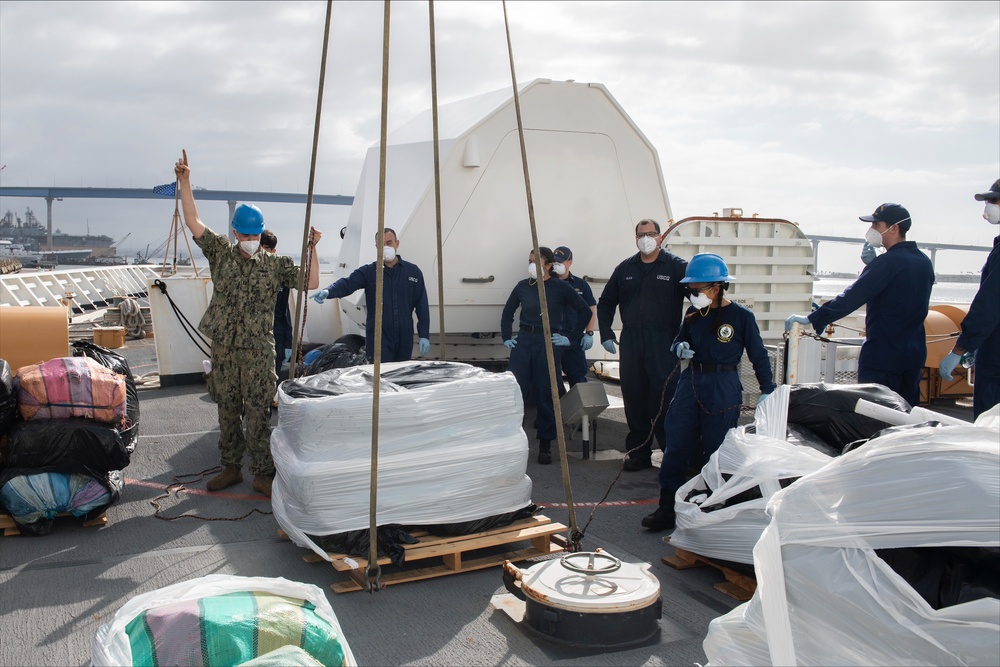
[787,383,911,453]
[381,361,488,389]
[71,341,140,451]
[876,546,1000,610]
[744,422,842,458]
[303,343,367,376]
[0,466,121,535]
[0,358,16,438]
[426,503,539,537]
[5,418,130,473]
[310,524,419,566]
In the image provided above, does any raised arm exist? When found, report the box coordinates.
[174,149,206,240]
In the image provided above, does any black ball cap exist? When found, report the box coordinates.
[859,203,912,232]
[974,179,1000,202]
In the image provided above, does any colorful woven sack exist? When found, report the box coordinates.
[16,356,126,425]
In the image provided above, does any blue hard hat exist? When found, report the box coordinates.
[680,253,734,283]
[231,204,265,235]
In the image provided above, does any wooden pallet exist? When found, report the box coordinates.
[286,514,568,593]
[0,511,107,537]
[662,545,757,601]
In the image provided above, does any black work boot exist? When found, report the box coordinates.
[642,488,676,531]
[623,446,653,471]
[537,440,552,465]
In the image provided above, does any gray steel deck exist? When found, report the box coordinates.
[0,338,974,666]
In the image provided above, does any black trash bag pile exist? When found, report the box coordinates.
[744,422,842,459]
[876,546,1000,610]
[425,503,539,537]
[310,525,419,567]
[303,343,366,377]
[286,360,488,399]
[0,358,16,439]
[381,361,490,390]
[283,366,406,399]
[72,341,140,452]
[787,383,912,454]
[0,420,126,534]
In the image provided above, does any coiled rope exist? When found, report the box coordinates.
[118,297,146,339]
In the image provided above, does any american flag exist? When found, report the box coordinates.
[152,182,176,196]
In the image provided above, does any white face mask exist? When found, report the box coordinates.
[527,263,538,279]
[383,245,397,262]
[689,292,713,309]
[637,236,658,255]
[239,239,260,255]
[984,202,1000,225]
[864,226,886,248]
[552,263,566,276]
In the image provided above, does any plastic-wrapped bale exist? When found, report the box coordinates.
[4,417,130,473]
[15,356,127,425]
[271,361,532,561]
[91,574,356,666]
[72,341,140,451]
[669,427,834,565]
[703,422,1000,666]
[0,358,17,437]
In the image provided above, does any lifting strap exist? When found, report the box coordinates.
[502,0,581,551]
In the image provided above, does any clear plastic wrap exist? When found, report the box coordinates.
[91,574,356,666]
[704,422,1000,666]
[271,361,533,560]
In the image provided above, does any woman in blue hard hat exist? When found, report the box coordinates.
[642,253,776,531]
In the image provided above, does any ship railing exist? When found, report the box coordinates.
[0,265,161,313]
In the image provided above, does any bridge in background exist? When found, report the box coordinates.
[809,234,991,272]
[0,186,354,250]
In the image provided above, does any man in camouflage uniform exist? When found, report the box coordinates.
[174,150,321,497]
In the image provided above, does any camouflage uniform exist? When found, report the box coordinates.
[195,228,301,476]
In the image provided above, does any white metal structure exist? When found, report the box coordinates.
[662,210,815,345]
[0,265,157,311]
[307,79,673,349]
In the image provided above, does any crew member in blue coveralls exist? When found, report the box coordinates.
[501,247,592,465]
[597,219,689,470]
[940,180,1000,418]
[553,246,597,393]
[787,203,934,407]
[260,230,292,380]
[642,254,775,531]
[312,228,430,362]
[175,150,322,498]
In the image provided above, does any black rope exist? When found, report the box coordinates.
[152,279,212,358]
[150,467,273,522]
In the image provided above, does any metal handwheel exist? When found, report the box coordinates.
[559,551,622,575]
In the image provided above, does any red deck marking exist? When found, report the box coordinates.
[536,498,659,508]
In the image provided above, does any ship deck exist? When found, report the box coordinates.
[0,337,975,666]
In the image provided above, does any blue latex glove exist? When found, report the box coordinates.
[939,351,962,382]
[861,242,877,265]
[581,333,594,351]
[311,289,328,304]
[503,339,517,350]
[785,314,811,332]
[602,339,617,354]
[418,337,430,356]
[671,341,694,359]
[551,334,570,347]
[757,392,771,407]
[303,348,322,365]
[283,348,292,364]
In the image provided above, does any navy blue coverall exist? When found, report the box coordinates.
[559,272,597,389]
[321,257,430,362]
[956,237,1000,418]
[273,286,292,378]
[659,303,776,500]
[807,240,934,407]
[501,277,591,443]
[597,250,689,461]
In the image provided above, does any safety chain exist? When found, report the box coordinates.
[150,467,273,522]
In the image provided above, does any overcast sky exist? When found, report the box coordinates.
[0,0,997,273]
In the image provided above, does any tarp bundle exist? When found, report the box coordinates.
[16,356,127,425]
[1,350,135,533]
[703,410,1000,666]
[92,574,356,666]
[271,360,533,561]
